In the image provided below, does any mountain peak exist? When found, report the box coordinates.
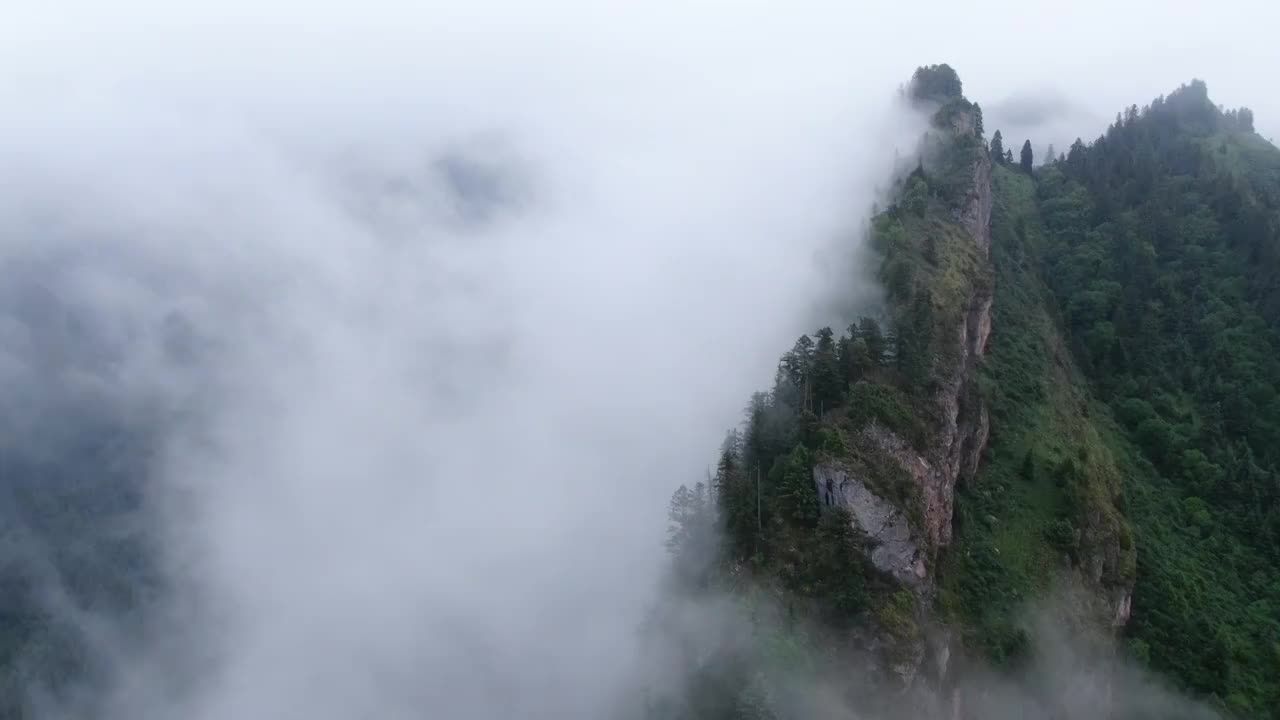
[909,63,964,105]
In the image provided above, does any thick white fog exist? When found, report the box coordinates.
[1,1,1276,718]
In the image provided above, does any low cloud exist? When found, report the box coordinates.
[0,2,921,718]
[1,2,1275,718]
[636,581,1225,719]
[984,87,1106,163]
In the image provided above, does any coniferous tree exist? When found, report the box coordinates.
[666,481,716,583]
[903,176,929,216]
[1237,107,1255,132]
[769,446,819,527]
[742,392,772,474]
[811,327,844,415]
[780,335,814,401]
[714,433,756,558]
[1020,139,1034,173]
[990,129,1005,164]
[896,288,935,388]
[857,317,887,367]
[1066,138,1086,171]
[843,338,872,385]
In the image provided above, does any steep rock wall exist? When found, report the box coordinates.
[815,462,926,587]
[813,124,993,589]
[811,108,994,700]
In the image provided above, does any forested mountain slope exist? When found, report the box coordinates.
[653,65,1002,718]
[660,69,1280,718]
[1029,81,1280,715]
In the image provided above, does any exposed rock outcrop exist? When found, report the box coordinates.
[812,100,994,700]
[814,104,994,587]
[925,277,992,551]
[958,144,993,253]
[915,101,994,555]
[815,463,926,587]
[799,77,1144,720]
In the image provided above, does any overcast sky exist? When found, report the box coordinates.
[1,2,1276,718]
[5,0,1279,142]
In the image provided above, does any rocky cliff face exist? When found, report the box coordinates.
[809,100,1138,715]
[815,461,926,588]
[814,109,994,590]
[810,104,995,703]
[956,130,992,254]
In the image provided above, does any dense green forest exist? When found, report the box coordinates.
[1032,82,1280,714]
[660,69,1280,718]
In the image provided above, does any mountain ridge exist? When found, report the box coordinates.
[660,65,1279,718]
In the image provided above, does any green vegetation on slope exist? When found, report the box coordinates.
[659,72,1280,719]
[1029,81,1280,716]
[939,164,1134,667]
[655,64,990,717]
[947,83,1280,714]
